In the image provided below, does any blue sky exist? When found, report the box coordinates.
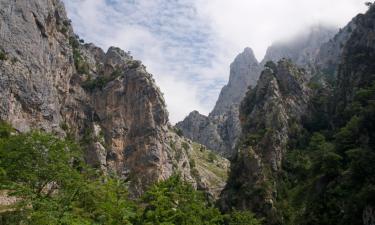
[63,0,366,123]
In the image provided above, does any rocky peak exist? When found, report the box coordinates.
[177,48,261,157]
[211,47,261,116]
[177,27,337,158]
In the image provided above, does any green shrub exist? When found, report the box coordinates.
[182,141,190,151]
[208,151,217,163]
[82,70,122,91]
[175,128,183,137]
[69,37,89,74]
[0,50,7,61]
[224,210,263,225]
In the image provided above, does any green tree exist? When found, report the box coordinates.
[136,175,223,225]
[0,127,136,224]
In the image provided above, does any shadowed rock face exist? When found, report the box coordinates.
[0,0,228,197]
[220,59,311,224]
[177,48,261,157]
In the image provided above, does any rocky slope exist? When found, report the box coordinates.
[177,48,261,157]
[0,0,228,197]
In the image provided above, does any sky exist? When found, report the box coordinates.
[62,0,367,123]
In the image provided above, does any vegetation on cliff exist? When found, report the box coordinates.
[0,122,261,225]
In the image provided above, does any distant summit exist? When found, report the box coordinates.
[177,25,337,157]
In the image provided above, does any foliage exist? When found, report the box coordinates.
[0,50,7,61]
[175,128,183,137]
[223,210,263,225]
[69,36,89,75]
[208,151,217,163]
[82,70,122,91]
[0,125,136,224]
[135,175,223,225]
[274,79,375,225]
[0,123,260,225]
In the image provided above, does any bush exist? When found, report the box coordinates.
[69,37,89,74]
[82,70,122,91]
[224,210,263,225]
[208,151,217,163]
[0,50,7,61]
[182,141,190,151]
[0,127,136,224]
[176,128,183,137]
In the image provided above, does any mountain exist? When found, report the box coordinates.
[0,0,228,197]
[262,25,337,69]
[177,26,336,158]
[176,48,261,157]
[221,4,375,225]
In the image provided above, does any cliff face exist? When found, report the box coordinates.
[0,0,228,197]
[0,0,74,133]
[220,60,311,223]
[334,8,375,115]
[177,48,261,157]
[314,19,359,80]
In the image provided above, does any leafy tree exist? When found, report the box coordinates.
[0,127,136,224]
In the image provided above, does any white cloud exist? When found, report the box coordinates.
[62,0,367,123]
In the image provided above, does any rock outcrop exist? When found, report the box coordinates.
[220,59,311,223]
[0,0,228,197]
[177,48,261,157]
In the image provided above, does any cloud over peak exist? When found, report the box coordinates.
[63,0,366,123]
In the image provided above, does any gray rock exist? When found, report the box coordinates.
[177,48,261,157]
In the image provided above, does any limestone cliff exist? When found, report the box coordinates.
[0,0,228,197]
